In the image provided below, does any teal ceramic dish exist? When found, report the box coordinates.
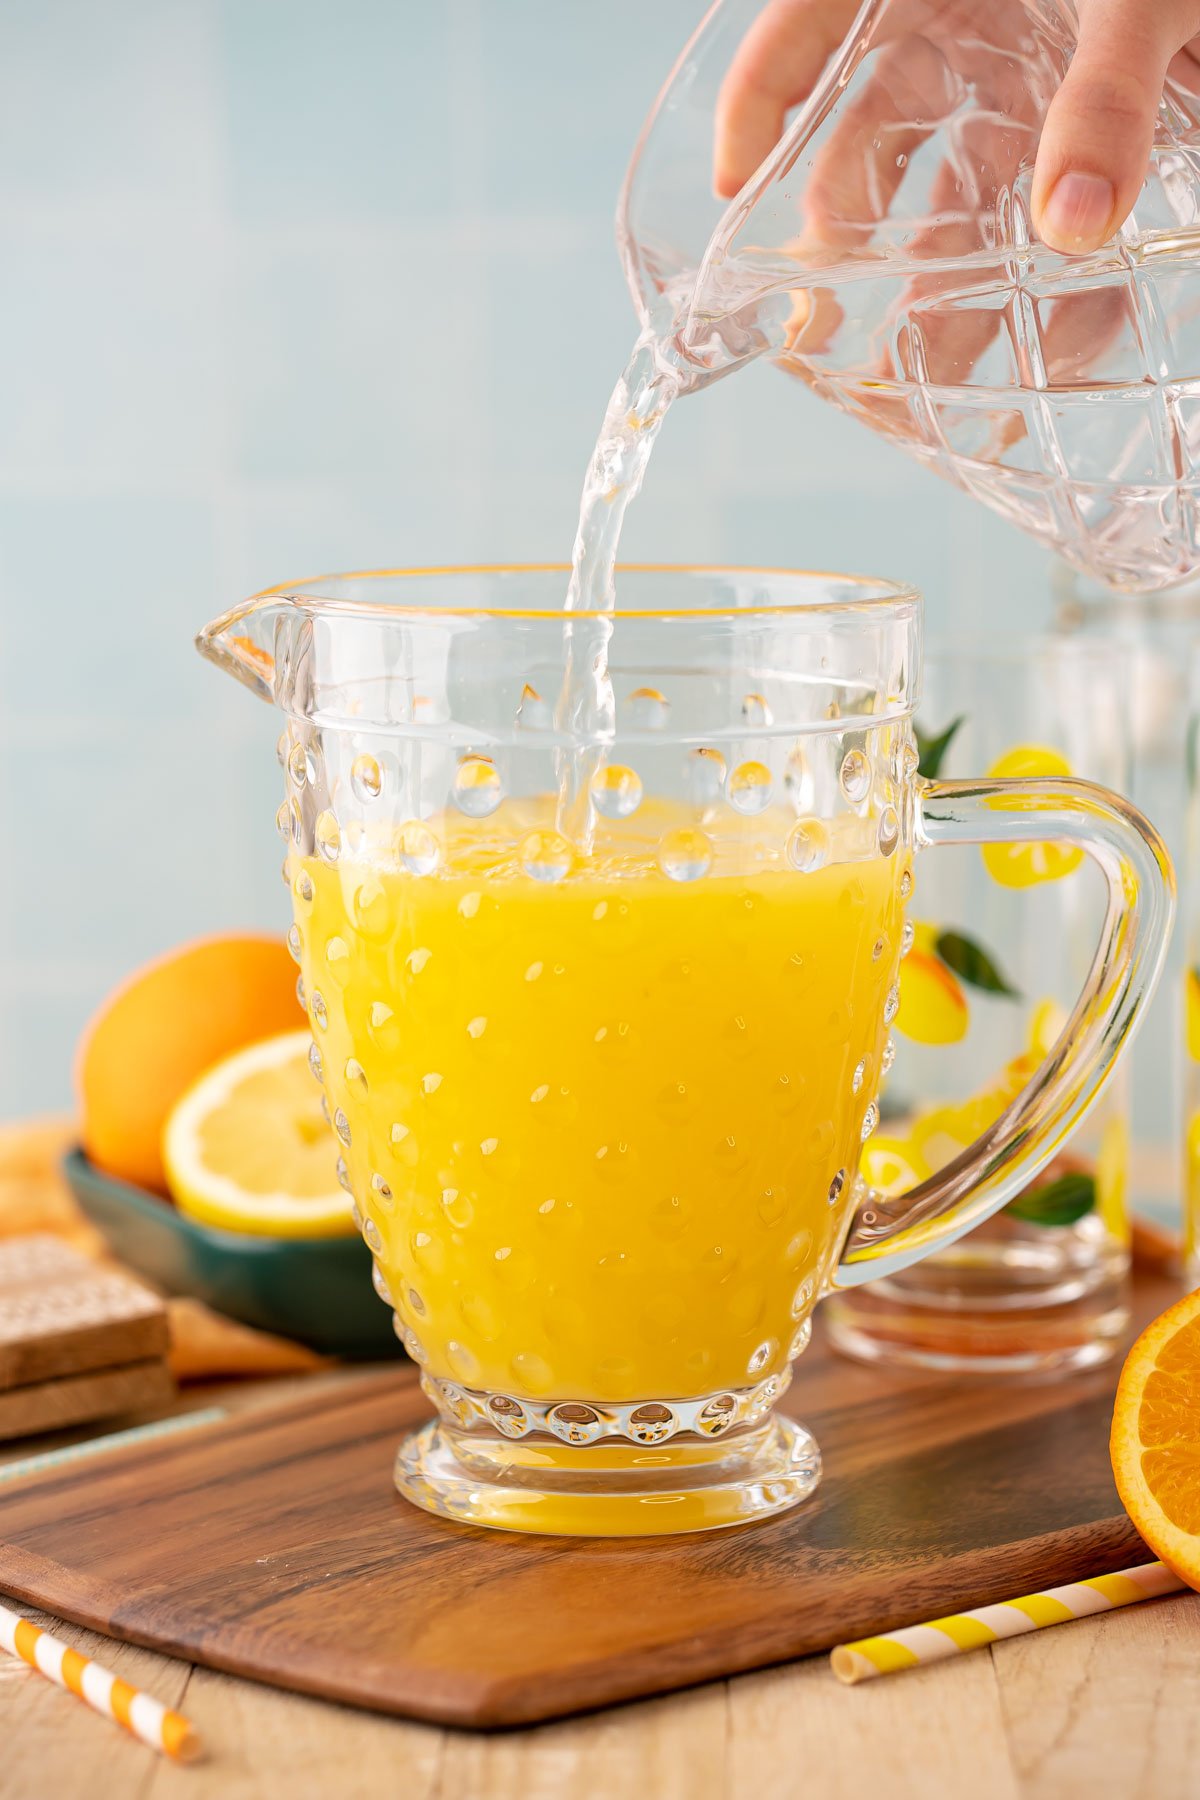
[63,1148,400,1359]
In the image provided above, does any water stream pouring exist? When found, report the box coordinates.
[620,0,1200,592]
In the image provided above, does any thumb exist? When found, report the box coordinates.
[1032,0,1196,252]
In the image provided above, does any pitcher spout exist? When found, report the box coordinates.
[195,591,288,703]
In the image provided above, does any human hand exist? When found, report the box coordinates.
[714,0,1200,253]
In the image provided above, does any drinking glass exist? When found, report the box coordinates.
[827,637,1138,1374]
[1055,569,1199,1225]
[1185,641,1200,1286]
[198,567,1172,1535]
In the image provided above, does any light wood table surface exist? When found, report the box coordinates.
[1,1372,1198,1800]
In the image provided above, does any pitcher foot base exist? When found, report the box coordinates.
[394,1414,821,1537]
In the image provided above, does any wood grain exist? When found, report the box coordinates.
[0,1279,1170,1730]
[993,1585,1200,1799]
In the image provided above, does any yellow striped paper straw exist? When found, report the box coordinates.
[0,1601,201,1760]
[832,1561,1187,1684]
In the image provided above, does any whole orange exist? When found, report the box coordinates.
[76,934,303,1194]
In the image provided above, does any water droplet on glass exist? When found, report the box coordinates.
[884,984,900,1025]
[784,746,812,809]
[901,919,915,957]
[294,869,314,906]
[275,801,290,843]
[516,683,551,729]
[397,821,439,875]
[310,989,328,1031]
[422,1072,442,1095]
[276,730,288,767]
[684,747,726,807]
[407,1286,426,1316]
[590,763,643,819]
[400,1323,428,1364]
[372,1261,393,1306]
[446,1340,481,1385]
[453,755,503,818]
[286,923,302,964]
[840,748,871,803]
[628,686,670,729]
[861,1102,879,1140]
[345,1057,368,1097]
[901,741,920,778]
[442,1187,473,1228]
[788,1319,813,1361]
[350,1199,363,1232]
[287,743,309,788]
[658,827,713,882]
[308,1041,324,1085]
[295,975,306,1011]
[519,830,574,883]
[742,692,772,728]
[791,1275,815,1318]
[351,752,383,802]
[786,819,830,873]
[466,1016,487,1039]
[878,806,900,857]
[828,1168,846,1206]
[727,761,772,814]
[900,868,914,901]
[333,1107,352,1146]
[747,1340,776,1375]
[314,810,340,863]
[851,1058,867,1094]
[882,1035,897,1074]
[320,937,349,987]
[336,1155,352,1193]
[363,1217,383,1254]
[872,937,885,961]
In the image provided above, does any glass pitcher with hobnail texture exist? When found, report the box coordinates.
[199,566,1171,1535]
[622,0,1200,591]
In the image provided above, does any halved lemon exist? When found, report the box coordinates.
[1187,968,1200,1064]
[894,927,970,1046]
[859,1136,929,1198]
[163,1030,354,1237]
[982,744,1085,889]
[1111,1288,1200,1588]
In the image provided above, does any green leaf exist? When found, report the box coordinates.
[935,929,1020,999]
[1006,1171,1095,1227]
[915,715,965,780]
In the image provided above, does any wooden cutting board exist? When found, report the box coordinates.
[0,1280,1170,1730]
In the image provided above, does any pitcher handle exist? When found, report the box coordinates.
[834,775,1174,1287]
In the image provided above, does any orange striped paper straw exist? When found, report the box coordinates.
[0,1601,201,1760]
[831,1561,1186,1683]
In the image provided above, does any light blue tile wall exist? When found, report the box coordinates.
[0,0,1053,1118]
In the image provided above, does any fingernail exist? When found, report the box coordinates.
[1041,171,1115,250]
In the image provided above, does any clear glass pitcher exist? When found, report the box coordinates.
[197,565,1173,1533]
[622,0,1200,591]
[198,567,1172,1535]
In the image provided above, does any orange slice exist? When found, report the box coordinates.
[982,745,1085,889]
[1111,1289,1200,1586]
